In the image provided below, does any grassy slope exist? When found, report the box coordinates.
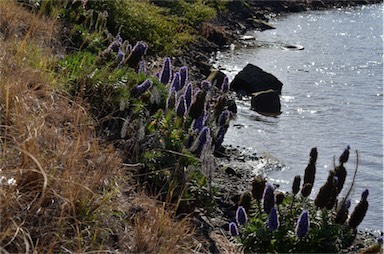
[0,2,205,253]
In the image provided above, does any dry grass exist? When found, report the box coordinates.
[0,2,199,253]
[127,194,198,254]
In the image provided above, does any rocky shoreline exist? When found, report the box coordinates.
[183,1,383,253]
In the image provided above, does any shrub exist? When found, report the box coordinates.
[233,149,368,253]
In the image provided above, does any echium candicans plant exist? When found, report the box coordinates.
[292,175,301,196]
[97,33,128,65]
[200,80,211,91]
[131,79,153,97]
[275,192,284,206]
[192,113,206,132]
[186,113,207,148]
[184,83,193,110]
[221,76,230,93]
[176,95,187,118]
[214,125,228,153]
[166,88,176,110]
[262,183,275,214]
[268,207,279,231]
[334,146,349,194]
[348,189,369,229]
[191,126,211,156]
[116,48,125,67]
[239,192,252,214]
[217,110,231,127]
[236,206,248,226]
[171,72,181,92]
[138,60,147,74]
[303,147,317,192]
[159,57,172,84]
[228,206,248,237]
[296,210,310,238]
[125,41,148,68]
[339,145,350,165]
[252,176,267,201]
[229,222,239,236]
[314,170,338,209]
[335,198,351,224]
[179,66,188,88]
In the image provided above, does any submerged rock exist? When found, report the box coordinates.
[251,89,281,115]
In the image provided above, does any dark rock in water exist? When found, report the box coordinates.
[251,89,281,115]
[282,44,305,50]
[225,167,237,176]
[231,64,283,95]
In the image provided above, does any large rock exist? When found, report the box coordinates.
[230,64,283,95]
[251,89,281,115]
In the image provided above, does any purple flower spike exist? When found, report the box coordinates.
[200,80,211,90]
[116,48,125,64]
[108,40,120,52]
[268,207,279,231]
[194,126,210,155]
[176,95,186,117]
[131,79,153,97]
[82,0,88,9]
[229,222,239,237]
[166,89,176,110]
[217,110,231,127]
[115,34,123,44]
[221,76,230,93]
[186,134,195,149]
[179,66,188,88]
[262,183,275,214]
[138,60,146,74]
[160,57,172,84]
[192,114,206,131]
[193,87,201,98]
[198,127,210,148]
[296,210,310,238]
[214,126,227,152]
[184,83,193,110]
[132,41,148,56]
[236,206,248,226]
[362,189,369,200]
[171,72,181,91]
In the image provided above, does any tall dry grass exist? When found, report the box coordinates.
[0,2,199,253]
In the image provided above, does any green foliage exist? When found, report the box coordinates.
[25,0,221,55]
[182,169,217,213]
[86,0,196,55]
[152,0,216,27]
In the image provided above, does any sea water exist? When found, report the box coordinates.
[214,3,383,231]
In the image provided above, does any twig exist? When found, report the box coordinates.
[340,150,359,207]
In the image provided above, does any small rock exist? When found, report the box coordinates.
[225,167,237,176]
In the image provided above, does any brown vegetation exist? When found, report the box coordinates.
[0,2,199,253]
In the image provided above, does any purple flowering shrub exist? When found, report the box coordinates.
[235,148,368,253]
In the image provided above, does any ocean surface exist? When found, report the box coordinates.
[213,3,383,231]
